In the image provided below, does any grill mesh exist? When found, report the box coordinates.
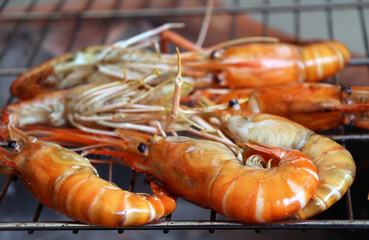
[0,0,369,237]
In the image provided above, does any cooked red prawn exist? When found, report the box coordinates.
[187,82,369,132]
[115,133,318,223]
[160,31,350,88]
[10,23,185,99]
[0,127,176,227]
[10,23,350,100]
[1,73,193,140]
[207,110,356,219]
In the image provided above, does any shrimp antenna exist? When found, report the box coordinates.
[113,23,186,49]
[206,36,279,51]
[165,47,183,130]
[196,0,214,47]
[7,125,25,142]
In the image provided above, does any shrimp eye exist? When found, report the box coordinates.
[210,50,219,59]
[8,141,18,149]
[138,143,148,154]
[341,85,352,104]
[210,49,224,60]
[341,85,352,95]
[214,74,222,83]
[229,99,240,110]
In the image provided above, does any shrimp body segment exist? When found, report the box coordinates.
[0,133,176,227]
[124,135,318,223]
[215,111,355,219]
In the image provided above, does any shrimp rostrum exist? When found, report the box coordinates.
[0,127,176,227]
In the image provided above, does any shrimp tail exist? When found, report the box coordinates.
[302,41,350,82]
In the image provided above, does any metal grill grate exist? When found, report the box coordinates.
[0,0,369,238]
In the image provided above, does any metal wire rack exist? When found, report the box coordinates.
[0,0,369,239]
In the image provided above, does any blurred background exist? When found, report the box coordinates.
[0,0,369,239]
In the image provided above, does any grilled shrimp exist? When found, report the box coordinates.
[186,41,350,88]
[10,24,350,99]
[117,134,318,223]
[188,83,369,131]
[207,110,356,219]
[1,74,193,140]
[10,23,185,99]
[0,127,176,227]
[160,30,350,87]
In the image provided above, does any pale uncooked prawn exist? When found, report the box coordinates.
[0,127,176,227]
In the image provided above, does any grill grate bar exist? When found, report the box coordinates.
[0,0,38,63]
[293,0,301,40]
[357,0,369,58]
[62,0,95,53]
[24,0,67,68]
[1,2,369,21]
[0,0,10,13]
[0,219,369,231]
[261,0,270,37]
[100,0,124,45]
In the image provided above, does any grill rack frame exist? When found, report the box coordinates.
[0,0,369,235]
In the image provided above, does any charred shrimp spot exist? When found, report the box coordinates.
[229,99,240,110]
[7,141,18,149]
[138,143,148,154]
